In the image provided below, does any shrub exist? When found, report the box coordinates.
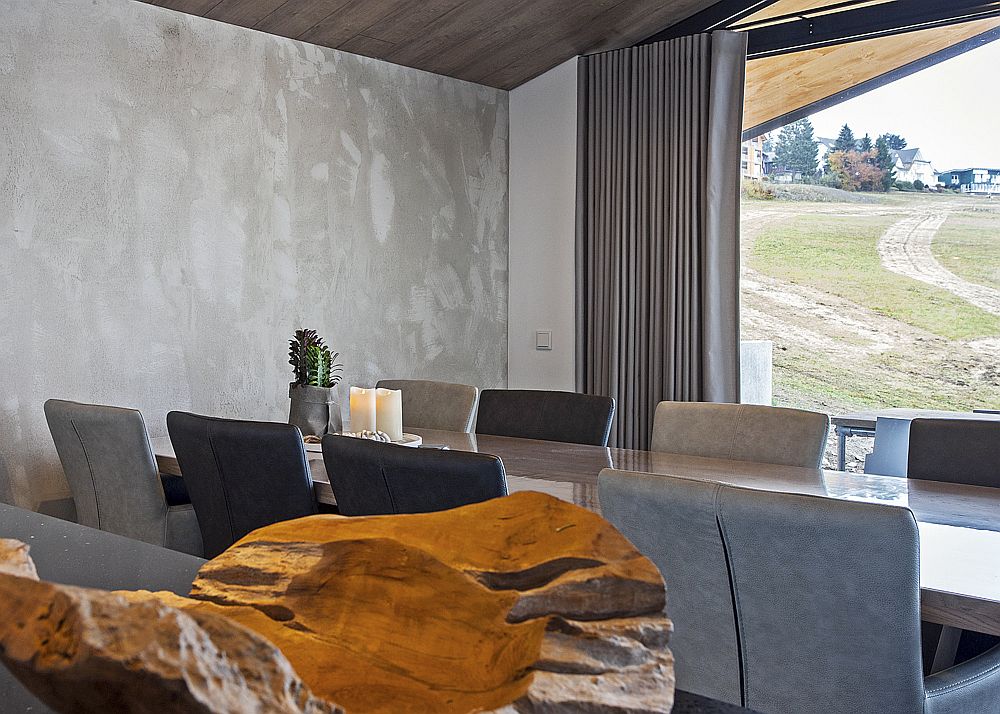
[819,173,843,189]
[741,178,775,200]
[914,179,925,191]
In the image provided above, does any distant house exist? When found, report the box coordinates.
[741,134,775,179]
[816,137,836,173]
[937,168,1000,195]
[891,148,937,186]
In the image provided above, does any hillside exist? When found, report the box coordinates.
[740,190,1000,469]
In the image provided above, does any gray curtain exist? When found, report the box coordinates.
[575,31,746,450]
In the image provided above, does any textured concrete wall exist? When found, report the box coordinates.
[0,0,508,508]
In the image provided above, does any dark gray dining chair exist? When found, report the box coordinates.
[321,434,507,516]
[475,389,615,446]
[166,412,316,558]
[907,418,1000,667]
[599,469,1000,714]
[375,379,479,432]
[907,418,1000,488]
[650,401,830,468]
[43,399,203,556]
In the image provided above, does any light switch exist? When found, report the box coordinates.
[535,330,553,351]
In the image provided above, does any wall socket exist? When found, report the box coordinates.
[535,330,553,350]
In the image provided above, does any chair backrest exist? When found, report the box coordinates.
[475,389,615,446]
[166,412,316,558]
[598,469,925,714]
[375,379,479,432]
[321,435,507,516]
[650,401,830,468]
[907,418,1000,488]
[43,399,169,545]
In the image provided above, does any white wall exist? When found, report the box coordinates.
[508,59,579,390]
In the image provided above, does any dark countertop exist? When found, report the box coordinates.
[0,504,204,713]
[0,504,758,713]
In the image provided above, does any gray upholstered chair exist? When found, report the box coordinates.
[650,401,830,468]
[43,399,203,556]
[598,469,1000,714]
[321,434,507,516]
[907,418,1000,488]
[375,379,479,432]
[907,418,1000,667]
[476,389,616,446]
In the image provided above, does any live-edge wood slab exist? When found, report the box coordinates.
[0,492,674,713]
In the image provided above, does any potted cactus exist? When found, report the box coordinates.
[287,329,344,437]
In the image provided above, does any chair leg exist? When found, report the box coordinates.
[930,625,962,674]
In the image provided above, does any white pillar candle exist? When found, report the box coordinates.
[350,387,377,433]
[376,388,403,442]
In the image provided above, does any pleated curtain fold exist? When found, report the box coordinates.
[575,31,747,450]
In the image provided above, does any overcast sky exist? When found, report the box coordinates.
[807,38,1000,170]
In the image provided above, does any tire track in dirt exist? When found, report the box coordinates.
[878,210,1000,316]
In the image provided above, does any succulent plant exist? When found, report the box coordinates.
[289,329,342,388]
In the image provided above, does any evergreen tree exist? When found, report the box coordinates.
[875,135,896,192]
[774,118,819,177]
[858,134,873,152]
[833,124,856,152]
[881,133,907,150]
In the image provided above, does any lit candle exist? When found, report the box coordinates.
[376,388,403,442]
[350,387,377,433]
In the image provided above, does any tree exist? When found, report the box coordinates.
[881,133,907,150]
[774,118,819,177]
[833,124,856,152]
[858,134,873,153]
[827,150,886,192]
[874,135,896,191]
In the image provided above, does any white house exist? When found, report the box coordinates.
[891,148,937,186]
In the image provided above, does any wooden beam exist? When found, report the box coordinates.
[743,18,1000,137]
[745,0,1000,57]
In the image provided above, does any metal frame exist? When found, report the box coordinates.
[741,24,1000,139]
[835,424,876,471]
[745,0,1000,58]
[640,0,1000,57]
[640,0,782,45]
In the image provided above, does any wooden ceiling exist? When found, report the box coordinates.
[743,17,1000,134]
[140,0,719,90]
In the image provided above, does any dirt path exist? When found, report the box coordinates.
[878,209,1000,316]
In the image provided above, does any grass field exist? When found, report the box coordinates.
[933,207,1000,292]
[750,211,1000,340]
[740,190,1000,466]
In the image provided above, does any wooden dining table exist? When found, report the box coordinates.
[151,427,1000,637]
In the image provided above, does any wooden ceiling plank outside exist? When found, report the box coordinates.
[739,0,893,26]
[743,17,1000,132]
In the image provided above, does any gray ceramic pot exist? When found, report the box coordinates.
[288,383,343,437]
